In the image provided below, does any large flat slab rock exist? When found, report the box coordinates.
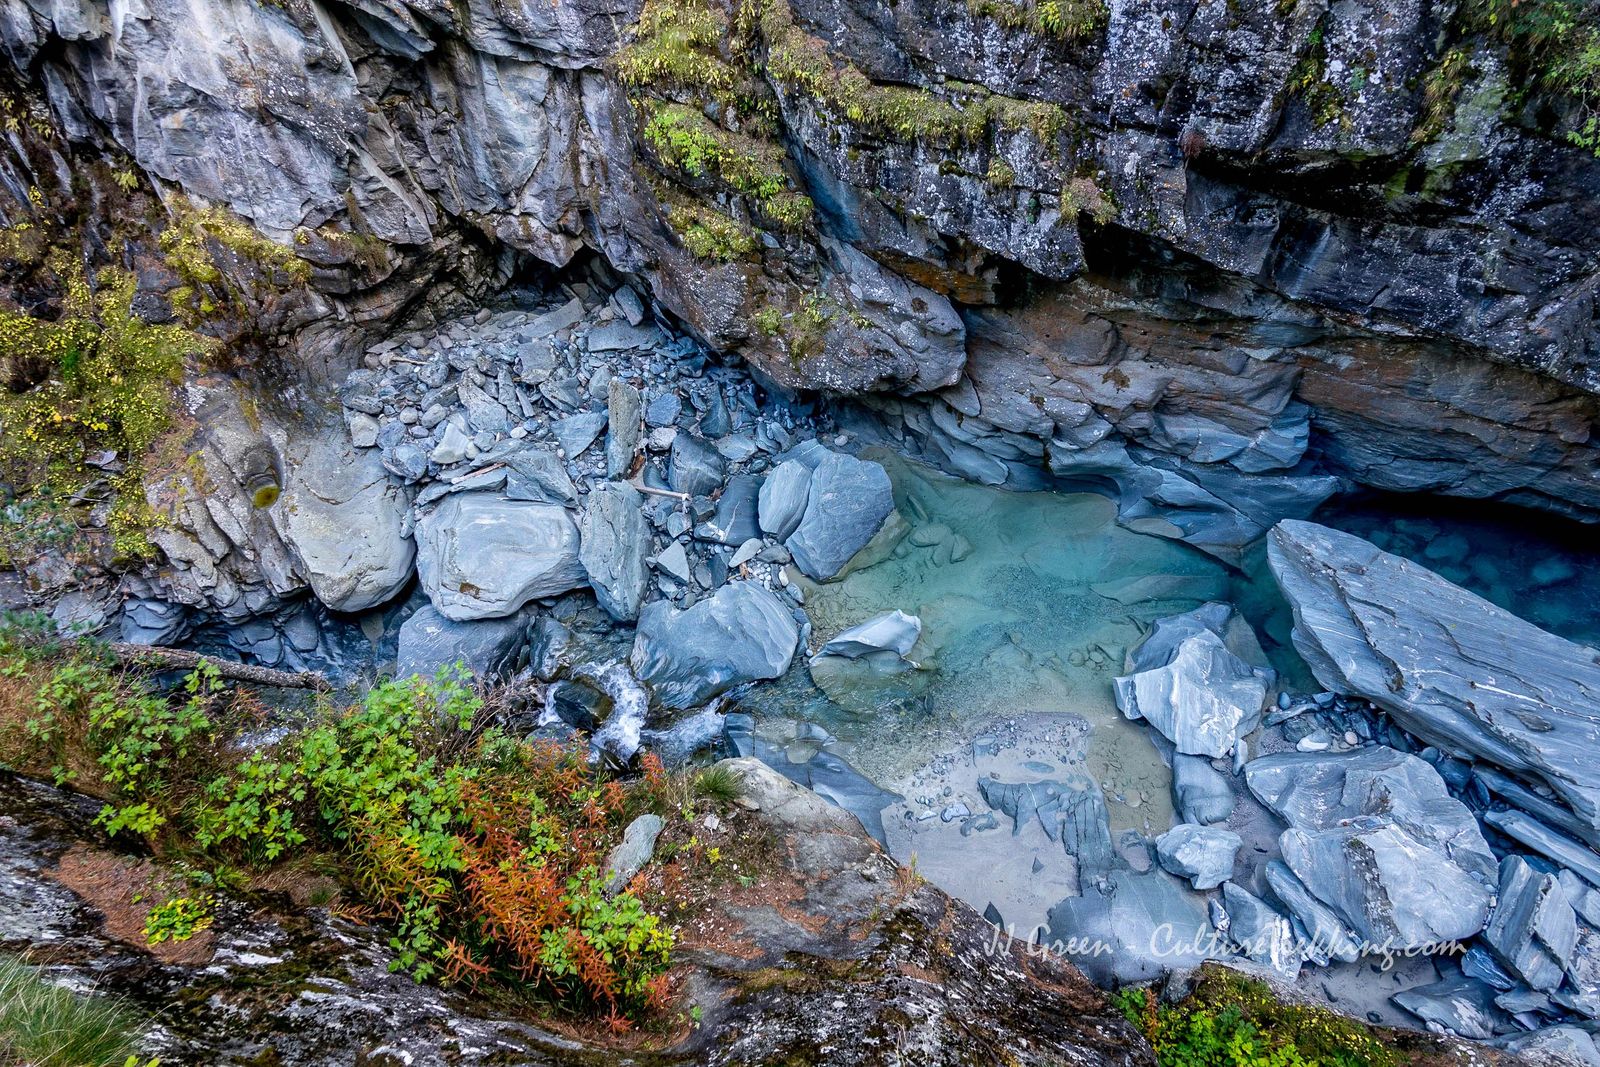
[1268,519,1600,832]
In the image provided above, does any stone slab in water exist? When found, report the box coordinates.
[1268,519,1600,832]
[813,610,922,660]
[416,493,587,620]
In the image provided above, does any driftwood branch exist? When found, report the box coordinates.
[108,643,333,692]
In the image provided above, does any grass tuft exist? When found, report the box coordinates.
[0,955,144,1067]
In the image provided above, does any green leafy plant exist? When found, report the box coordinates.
[1115,970,1399,1067]
[143,893,214,945]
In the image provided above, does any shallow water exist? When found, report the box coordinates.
[746,449,1249,834]
[1316,493,1600,650]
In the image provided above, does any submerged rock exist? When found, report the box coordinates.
[630,582,799,709]
[1268,520,1600,833]
[417,494,587,620]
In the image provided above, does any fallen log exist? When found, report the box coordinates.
[108,643,333,692]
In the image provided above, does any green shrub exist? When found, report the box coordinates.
[10,659,680,1022]
[0,955,145,1067]
[692,764,742,802]
[1115,970,1399,1067]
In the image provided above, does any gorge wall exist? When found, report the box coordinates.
[0,0,1597,615]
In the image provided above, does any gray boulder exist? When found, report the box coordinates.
[1269,520,1600,833]
[1245,747,1497,882]
[396,604,530,683]
[668,433,725,497]
[1263,860,1361,964]
[1392,974,1507,1040]
[553,411,607,459]
[1279,821,1493,946]
[578,483,650,622]
[1483,809,1600,889]
[606,378,641,479]
[1155,824,1241,890]
[1246,737,1495,951]
[1221,882,1301,981]
[786,452,894,580]
[496,444,580,505]
[1493,1027,1600,1067]
[602,814,664,897]
[1483,856,1578,992]
[416,493,587,621]
[695,474,761,545]
[1171,753,1235,825]
[1115,626,1272,758]
[275,437,414,612]
[813,610,921,660]
[758,458,811,541]
[1044,867,1221,985]
[631,581,799,709]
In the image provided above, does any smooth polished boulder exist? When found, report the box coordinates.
[417,493,587,620]
[631,582,799,709]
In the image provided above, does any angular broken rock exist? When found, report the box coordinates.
[1268,519,1600,833]
[786,451,894,581]
[1155,824,1241,890]
[1115,623,1272,758]
[1279,820,1493,946]
[578,482,650,622]
[1245,747,1498,882]
[603,813,664,897]
[812,610,921,660]
[1221,882,1301,982]
[1482,855,1577,992]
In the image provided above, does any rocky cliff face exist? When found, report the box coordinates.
[0,0,1596,592]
